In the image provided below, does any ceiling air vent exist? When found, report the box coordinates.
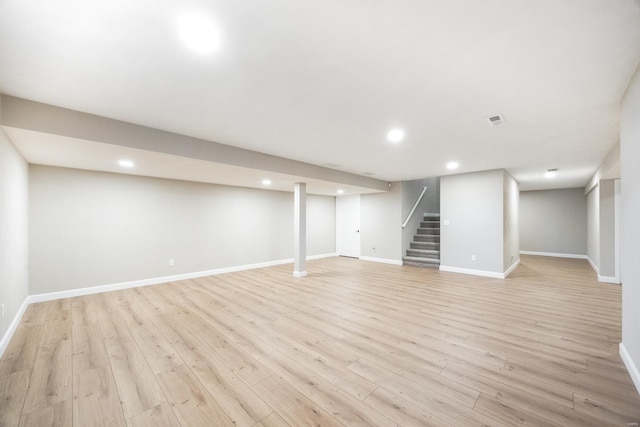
[487,114,505,127]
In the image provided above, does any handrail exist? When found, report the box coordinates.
[402,186,427,228]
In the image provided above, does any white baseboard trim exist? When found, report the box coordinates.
[598,275,621,284]
[28,252,338,304]
[520,251,588,260]
[504,259,521,278]
[0,297,29,359]
[620,343,640,396]
[308,253,338,261]
[359,256,403,266]
[439,265,506,279]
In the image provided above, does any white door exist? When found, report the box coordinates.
[336,195,360,258]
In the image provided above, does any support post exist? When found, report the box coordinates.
[293,183,307,277]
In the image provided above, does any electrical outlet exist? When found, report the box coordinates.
[443,219,450,226]
[471,255,476,261]
[169,259,175,267]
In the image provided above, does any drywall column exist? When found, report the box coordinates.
[598,180,617,282]
[293,183,307,277]
[620,63,640,394]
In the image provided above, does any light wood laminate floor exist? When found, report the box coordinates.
[1,255,639,426]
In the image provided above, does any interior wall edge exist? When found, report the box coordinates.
[0,297,29,359]
[519,251,588,259]
[358,256,403,266]
[438,265,508,279]
[620,343,640,396]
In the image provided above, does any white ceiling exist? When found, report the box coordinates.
[1,0,639,191]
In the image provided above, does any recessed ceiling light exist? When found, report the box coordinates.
[446,161,459,170]
[178,13,220,54]
[118,159,135,168]
[387,129,405,143]
[337,189,344,195]
[545,168,558,178]
[262,179,272,185]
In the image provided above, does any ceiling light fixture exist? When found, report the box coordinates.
[178,13,220,54]
[262,179,272,185]
[446,161,459,170]
[387,129,405,143]
[545,168,558,178]
[337,189,344,195]
[118,159,135,168]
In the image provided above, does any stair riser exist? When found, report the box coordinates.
[423,216,440,222]
[406,251,440,259]
[414,235,440,242]
[417,229,440,235]
[403,260,440,269]
[420,221,440,228]
[410,243,440,250]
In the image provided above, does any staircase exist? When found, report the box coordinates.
[403,213,440,268]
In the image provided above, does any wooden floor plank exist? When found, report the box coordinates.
[252,375,345,427]
[21,319,72,415]
[72,365,126,427]
[0,370,30,427]
[18,400,72,427]
[0,255,638,426]
[105,341,167,419]
[126,402,181,427]
[255,411,291,427]
[156,364,236,427]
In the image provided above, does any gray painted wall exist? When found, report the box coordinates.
[440,170,505,274]
[29,165,336,294]
[599,180,616,278]
[585,143,621,274]
[586,186,600,269]
[503,173,520,270]
[401,177,440,256]
[0,127,29,341]
[621,64,640,388]
[360,182,402,262]
[519,188,587,256]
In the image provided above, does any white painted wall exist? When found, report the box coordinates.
[519,188,587,256]
[440,170,506,275]
[586,186,600,270]
[620,64,640,394]
[29,165,336,295]
[307,194,336,256]
[0,126,29,343]
[503,173,520,271]
[360,182,402,263]
[598,180,616,279]
[585,143,621,275]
